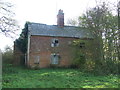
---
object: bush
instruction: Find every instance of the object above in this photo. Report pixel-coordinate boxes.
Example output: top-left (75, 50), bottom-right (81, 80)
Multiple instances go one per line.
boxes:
top-left (2, 46), bottom-right (13, 64)
top-left (2, 64), bottom-right (18, 74)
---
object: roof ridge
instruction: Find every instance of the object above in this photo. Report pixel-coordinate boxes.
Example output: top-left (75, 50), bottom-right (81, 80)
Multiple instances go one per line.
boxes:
top-left (29, 22), bottom-right (46, 25)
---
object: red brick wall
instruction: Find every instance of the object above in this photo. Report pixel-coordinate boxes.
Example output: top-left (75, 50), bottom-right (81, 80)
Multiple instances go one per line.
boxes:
top-left (28, 36), bottom-right (78, 68)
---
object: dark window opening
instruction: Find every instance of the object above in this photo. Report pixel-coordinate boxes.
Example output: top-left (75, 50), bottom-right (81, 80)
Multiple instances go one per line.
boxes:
top-left (80, 55), bottom-right (86, 64)
top-left (51, 39), bottom-right (59, 47)
top-left (79, 43), bottom-right (85, 48)
top-left (80, 55), bottom-right (85, 60)
top-left (55, 40), bottom-right (58, 43)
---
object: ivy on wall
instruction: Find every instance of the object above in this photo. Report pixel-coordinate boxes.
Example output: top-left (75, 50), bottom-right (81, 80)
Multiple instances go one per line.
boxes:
top-left (71, 39), bottom-right (96, 71)
top-left (14, 22), bottom-right (30, 54)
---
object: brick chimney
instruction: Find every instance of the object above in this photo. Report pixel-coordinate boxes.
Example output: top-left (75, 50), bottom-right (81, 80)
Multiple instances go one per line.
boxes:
top-left (57, 9), bottom-right (64, 27)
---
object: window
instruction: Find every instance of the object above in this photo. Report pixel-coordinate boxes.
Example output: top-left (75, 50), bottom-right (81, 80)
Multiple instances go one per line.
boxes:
top-left (51, 53), bottom-right (59, 64)
top-left (34, 56), bottom-right (40, 64)
top-left (79, 43), bottom-right (85, 48)
top-left (80, 55), bottom-right (85, 60)
top-left (51, 39), bottom-right (59, 47)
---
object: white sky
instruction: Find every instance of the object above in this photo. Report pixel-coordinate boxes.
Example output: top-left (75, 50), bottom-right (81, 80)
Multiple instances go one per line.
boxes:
top-left (0, 0), bottom-right (118, 51)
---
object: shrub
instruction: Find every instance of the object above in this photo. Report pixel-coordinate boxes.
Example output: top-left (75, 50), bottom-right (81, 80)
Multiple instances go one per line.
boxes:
top-left (2, 46), bottom-right (13, 64)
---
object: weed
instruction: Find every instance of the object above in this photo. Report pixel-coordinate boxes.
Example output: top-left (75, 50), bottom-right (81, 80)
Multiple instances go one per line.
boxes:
top-left (2, 65), bottom-right (119, 88)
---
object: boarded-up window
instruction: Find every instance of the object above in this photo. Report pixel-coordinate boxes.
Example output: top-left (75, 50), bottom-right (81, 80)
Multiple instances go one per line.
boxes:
top-left (51, 39), bottom-right (59, 47)
top-left (51, 54), bottom-right (59, 64)
top-left (34, 56), bottom-right (40, 64)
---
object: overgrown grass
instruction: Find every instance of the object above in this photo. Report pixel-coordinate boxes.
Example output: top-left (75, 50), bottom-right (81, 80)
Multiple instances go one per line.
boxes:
top-left (2, 64), bottom-right (119, 88)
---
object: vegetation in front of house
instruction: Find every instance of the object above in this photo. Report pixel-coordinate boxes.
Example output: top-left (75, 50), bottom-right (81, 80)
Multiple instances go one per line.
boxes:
top-left (2, 65), bottom-right (119, 88)
top-left (70, 2), bottom-right (119, 75)
top-left (2, 46), bottom-right (14, 64)
top-left (71, 38), bottom-right (119, 75)
top-left (71, 40), bottom-right (95, 70)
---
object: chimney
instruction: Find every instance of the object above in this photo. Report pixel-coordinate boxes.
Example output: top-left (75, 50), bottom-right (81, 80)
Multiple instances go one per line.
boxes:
top-left (57, 9), bottom-right (64, 27)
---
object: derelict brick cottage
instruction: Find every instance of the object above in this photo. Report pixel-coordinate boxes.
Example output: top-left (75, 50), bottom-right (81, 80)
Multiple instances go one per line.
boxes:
top-left (14, 10), bottom-right (94, 68)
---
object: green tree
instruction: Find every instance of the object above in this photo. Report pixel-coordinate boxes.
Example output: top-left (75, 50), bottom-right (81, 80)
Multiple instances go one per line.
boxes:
top-left (117, 1), bottom-right (120, 62)
top-left (15, 22), bottom-right (29, 54)
top-left (68, 2), bottom-right (119, 74)
top-left (2, 46), bottom-right (13, 64)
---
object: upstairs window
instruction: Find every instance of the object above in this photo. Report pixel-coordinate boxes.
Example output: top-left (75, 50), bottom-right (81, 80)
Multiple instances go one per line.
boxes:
top-left (51, 39), bottom-right (59, 47)
top-left (51, 53), bottom-right (60, 64)
top-left (79, 43), bottom-right (85, 48)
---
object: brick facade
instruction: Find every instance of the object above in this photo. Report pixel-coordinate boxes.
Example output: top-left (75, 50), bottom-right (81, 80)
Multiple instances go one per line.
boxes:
top-left (27, 35), bottom-right (78, 68)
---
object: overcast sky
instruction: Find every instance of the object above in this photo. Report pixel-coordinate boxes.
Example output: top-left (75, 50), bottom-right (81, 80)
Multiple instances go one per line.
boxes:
top-left (0, 0), bottom-right (118, 51)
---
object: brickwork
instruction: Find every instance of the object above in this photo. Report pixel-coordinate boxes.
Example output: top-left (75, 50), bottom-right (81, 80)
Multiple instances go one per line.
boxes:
top-left (28, 36), bottom-right (78, 68)
top-left (57, 9), bottom-right (64, 27)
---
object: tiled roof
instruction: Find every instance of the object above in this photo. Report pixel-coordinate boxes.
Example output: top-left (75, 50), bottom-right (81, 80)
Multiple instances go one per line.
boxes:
top-left (28, 22), bottom-right (93, 38)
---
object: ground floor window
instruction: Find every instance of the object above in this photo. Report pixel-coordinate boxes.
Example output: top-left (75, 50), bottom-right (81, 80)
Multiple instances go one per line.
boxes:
top-left (51, 53), bottom-right (60, 64)
top-left (34, 56), bottom-right (40, 64)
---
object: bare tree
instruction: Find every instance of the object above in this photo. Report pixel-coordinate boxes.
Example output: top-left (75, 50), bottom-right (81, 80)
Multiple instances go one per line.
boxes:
top-left (0, 0), bottom-right (19, 37)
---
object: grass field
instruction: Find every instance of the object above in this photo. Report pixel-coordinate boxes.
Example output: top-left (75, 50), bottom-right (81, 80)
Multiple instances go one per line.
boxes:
top-left (2, 65), bottom-right (119, 88)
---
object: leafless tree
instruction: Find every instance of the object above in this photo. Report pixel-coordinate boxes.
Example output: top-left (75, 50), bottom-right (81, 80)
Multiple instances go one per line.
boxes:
top-left (0, 0), bottom-right (19, 37)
